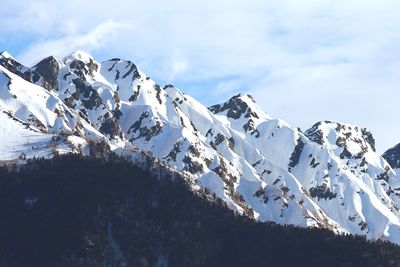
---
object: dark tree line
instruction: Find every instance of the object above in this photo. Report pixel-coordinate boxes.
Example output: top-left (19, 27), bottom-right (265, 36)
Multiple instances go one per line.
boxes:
top-left (0, 154), bottom-right (400, 267)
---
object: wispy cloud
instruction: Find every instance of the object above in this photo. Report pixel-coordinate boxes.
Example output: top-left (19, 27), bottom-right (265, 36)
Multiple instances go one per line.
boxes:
top-left (17, 20), bottom-right (130, 65)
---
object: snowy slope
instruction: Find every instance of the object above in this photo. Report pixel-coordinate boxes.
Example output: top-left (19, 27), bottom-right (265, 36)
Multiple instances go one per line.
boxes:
top-left (2, 50), bottom-right (400, 244)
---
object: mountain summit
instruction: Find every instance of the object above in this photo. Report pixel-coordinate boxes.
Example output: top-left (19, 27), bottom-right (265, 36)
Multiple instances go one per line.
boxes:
top-left (1, 51), bottom-right (400, 244)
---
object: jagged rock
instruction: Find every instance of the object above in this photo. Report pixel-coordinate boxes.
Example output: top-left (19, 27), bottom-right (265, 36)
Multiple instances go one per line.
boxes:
top-left (209, 93), bottom-right (258, 120)
top-left (383, 144), bottom-right (400, 170)
top-left (309, 185), bottom-right (337, 200)
top-left (288, 137), bottom-right (305, 169)
top-left (33, 56), bottom-right (60, 90)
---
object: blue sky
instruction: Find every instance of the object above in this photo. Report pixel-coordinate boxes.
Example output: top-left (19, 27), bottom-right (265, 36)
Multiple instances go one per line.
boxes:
top-left (1, 0), bottom-right (400, 152)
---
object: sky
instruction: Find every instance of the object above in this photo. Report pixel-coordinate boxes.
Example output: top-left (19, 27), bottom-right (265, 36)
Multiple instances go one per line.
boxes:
top-left (1, 0), bottom-right (399, 152)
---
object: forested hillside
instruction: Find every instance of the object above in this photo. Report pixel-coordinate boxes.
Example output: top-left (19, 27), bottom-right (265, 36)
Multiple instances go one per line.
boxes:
top-left (0, 155), bottom-right (399, 267)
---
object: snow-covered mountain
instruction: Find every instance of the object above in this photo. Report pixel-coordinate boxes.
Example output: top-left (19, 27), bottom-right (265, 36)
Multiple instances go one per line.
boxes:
top-left (2, 50), bottom-right (400, 244)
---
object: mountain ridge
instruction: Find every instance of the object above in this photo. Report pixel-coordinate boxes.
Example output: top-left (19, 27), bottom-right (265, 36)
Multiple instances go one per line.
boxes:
top-left (1, 50), bottom-right (400, 244)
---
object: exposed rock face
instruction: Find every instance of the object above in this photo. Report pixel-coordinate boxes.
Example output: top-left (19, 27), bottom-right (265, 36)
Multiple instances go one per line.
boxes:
top-left (2, 50), bottom-right (400, 245)
top-left (33, 56), bottom-right (60, 90)
top-left (288, 137), bottom-right (305, 170)
top-left (384, 144), bottom-right (400, 170)
top-left (209, 93), bottom-right (259, 120)
top-left (309, 184), bottom-right (337, 200)
top-left (0, 51), bottom-right (52, 90)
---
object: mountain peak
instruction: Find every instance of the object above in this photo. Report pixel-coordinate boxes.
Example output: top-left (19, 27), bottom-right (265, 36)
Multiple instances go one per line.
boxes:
top-left (0, 51), bottom-right (13, 60)
top-left (64, 50), bottom-right (95, 64)
top-left (62, 50), bottom-right (100, 79)
top-left (230, 93), bottom-right (255, 102)
top-left (208, 93), bottom-right (270, 121)
top-left (32, 56), bottom-right (61, 90)
top-left (305, 121), bottom-right (376, 158)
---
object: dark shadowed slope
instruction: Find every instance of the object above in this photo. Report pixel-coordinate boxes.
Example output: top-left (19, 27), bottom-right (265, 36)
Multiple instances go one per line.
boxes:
top-left (0, 155), bottom-right (400, 267)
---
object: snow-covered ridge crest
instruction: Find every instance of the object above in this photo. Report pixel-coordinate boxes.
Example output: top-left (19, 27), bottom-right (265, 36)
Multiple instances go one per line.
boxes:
top-left (64, 50), bottom-right (96, 63)
top-left (2, 50), bottom-right (400, 244)
top-left (0, 51), bottom-right (13, 60)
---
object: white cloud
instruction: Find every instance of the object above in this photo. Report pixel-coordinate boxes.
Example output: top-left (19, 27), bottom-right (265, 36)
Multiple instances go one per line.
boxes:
top-left (17, 20), bottom-right (130, 65)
